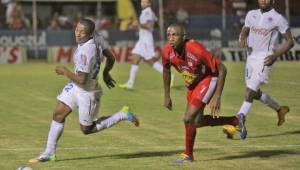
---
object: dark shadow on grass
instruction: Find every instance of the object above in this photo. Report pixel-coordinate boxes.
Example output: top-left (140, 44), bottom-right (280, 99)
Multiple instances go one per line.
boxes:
top-left (249, 130), bottom-right (300, 139)
top-left (57, 149), bottom-right (201, 162)
top-left (203, 150), bottom-right (300, 161)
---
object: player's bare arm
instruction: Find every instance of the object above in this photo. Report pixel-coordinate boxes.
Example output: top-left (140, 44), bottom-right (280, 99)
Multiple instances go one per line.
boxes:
top-left (137, 20), bottom-right (154, 30)
top-left (102, 48), bottom-right (116, 88)
top-left (55, 65), bottom-right (87, 85)
top-left (209, 62), bottom-right (227, 118)
top-left (163, 66), bottom-right (172, 110)
top-left (264, 31), bottom-right (294, 66)
top-left (239, 26), bottom-right (250, 48)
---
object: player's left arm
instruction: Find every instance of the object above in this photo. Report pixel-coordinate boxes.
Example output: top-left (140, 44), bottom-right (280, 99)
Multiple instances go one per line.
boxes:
top-left (136, 20), bottom-right (154, 30)
top-left (209, 62), bottom-right (227, 118)
top-left (102, 48), bottom-right (116, 88)
top-left (195, 43), bottom-right (227, 118)
top-left (55, 66), bottom-right (88, 85)
top-left (265, 15), bottom-right (294, 66)
top-left (264, 30), bottom-right (294, 66)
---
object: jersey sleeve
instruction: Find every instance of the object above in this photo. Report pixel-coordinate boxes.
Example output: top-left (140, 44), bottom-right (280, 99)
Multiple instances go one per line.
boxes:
top-left (141, 8), bottom-right (155, 24)
top-left (277, 15), bottom-right (290, 34)
top-left (244, 11), bottom-right (251, 28)
top-left (76, 47), bottom-right (95, 73)
top-left (193, 42), bottom-right (220, 75)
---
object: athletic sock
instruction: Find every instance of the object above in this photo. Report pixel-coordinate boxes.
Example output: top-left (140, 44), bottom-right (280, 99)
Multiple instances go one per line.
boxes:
top-left (198, 115), bottom-right (239, 127)
top-left (127, 64), bottom-right (139, 88)
top-left (260, 92), bottom-right (281, 111)
top-left (45, 120), bottom-right (64, 155)
top-left (184, 123), bottom-right (197, 160)
top-left (96, 111), bottom-right (127, 131)
top-left (152, 61), bottom-right (163, 73)
top-left (238, 101), bottom-right (252, 116)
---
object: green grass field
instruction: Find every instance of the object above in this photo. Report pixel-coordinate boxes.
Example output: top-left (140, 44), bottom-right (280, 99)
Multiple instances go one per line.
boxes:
top-left (0, 62), bottom-right (300, 170)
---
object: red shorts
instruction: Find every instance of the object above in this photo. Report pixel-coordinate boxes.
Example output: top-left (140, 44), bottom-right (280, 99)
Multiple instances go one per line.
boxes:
top-left (186, 76), bottom-right (217, 109)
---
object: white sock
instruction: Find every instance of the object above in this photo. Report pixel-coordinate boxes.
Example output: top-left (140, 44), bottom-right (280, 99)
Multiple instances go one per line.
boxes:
top-left (127, 65), bottom-right (139, 88)
top-left (45, 120), bottom-right (64, 155)
top-left (237, 101), bottom-right (252, 116)
top-left (152, 61), bottom-right (163, 73)
top-left (96, 111), bottom-right (127, 131)
top-left (260, 92), bottom-right (280, 111)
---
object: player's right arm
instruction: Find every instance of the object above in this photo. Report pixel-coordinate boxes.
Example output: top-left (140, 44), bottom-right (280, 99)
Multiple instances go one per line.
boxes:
top-left (239, 11), bottom-right (251, 48)
top-left (55, 66), bottom-right (87, 85)
top-left (239, 26), bottom-right (250, 48)
top-left (162, 47), bottom-right (172, 110)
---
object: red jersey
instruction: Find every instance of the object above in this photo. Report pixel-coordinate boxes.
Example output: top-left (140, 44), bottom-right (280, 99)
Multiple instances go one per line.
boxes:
top-left (162, 39), bottom-right (220, 88)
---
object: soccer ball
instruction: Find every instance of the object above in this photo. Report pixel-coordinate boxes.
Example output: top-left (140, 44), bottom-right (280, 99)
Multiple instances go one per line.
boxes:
top-left (16, 166), bottom-right (33, 170)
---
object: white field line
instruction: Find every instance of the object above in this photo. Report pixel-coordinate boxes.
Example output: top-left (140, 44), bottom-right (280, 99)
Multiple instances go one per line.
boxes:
top-left (1, 144), bottom-right (300, 151)
top-left (229, 77), bottom-right (300, 86)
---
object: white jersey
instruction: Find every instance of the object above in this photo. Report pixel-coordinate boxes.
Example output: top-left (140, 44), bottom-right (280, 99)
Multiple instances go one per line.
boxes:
top-left (245, 9), bottom-right (289, 53)
top-left (138, 7), bottom-right (157, 42)
top-left (73, 38), bottom-right (105, 92)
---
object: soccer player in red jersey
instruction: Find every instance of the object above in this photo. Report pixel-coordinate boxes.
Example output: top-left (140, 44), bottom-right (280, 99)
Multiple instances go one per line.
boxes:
top-left (162, 24), bottom-right (239, 163)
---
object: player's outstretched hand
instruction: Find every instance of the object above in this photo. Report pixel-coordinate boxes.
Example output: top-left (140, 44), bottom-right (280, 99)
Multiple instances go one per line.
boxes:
top-left (103, 72), bottom-right (116, 88)
top-left (164, 96), bottom-right (173, 111)
top-left (209, 95), bottom-right (221, 118)
top-left (264, 54), bottom-right (277, 66)
top-left (55, 65), bottom-right (68, 75)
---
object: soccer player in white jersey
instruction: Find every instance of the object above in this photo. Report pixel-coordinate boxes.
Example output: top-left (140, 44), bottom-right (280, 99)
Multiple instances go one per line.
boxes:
top-left (29, 19), bottom-right (139, 163)
top-left (223, 0), bottom-right (294, 140)
top-left (119, 0), bottom-right (174, 89)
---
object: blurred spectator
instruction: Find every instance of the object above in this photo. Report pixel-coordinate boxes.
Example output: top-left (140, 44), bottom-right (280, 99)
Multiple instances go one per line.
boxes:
top-left (1, 0), bottom-right (16, 24)
top-left (176, 8), bottom-right (189, 27)
top-left (7, 3), bottom-right (29, 30)
top-left (0, 2), bottom-right (6, 28)
top-left (47, 18), bottom-right (61, 30)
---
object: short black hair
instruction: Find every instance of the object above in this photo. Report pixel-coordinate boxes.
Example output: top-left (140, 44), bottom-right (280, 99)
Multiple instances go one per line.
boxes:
top-left (167, 23), bottom-right (186, 36)
top-left (79, 18), bottom-right (95, 36)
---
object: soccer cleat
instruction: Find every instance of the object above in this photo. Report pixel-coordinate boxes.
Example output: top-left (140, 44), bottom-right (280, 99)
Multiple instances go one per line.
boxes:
top-left (277, 106), bottom-right (289, 126)
top-left (118, 83), bottom-right (133, 90)
top-left (238, 113), bottom-right (247, 140)
top-left (170, 74), bottom-right (175, 88)
top-left (223, 125), bottom-right (237, 139)
top-left (174, 153), bottom-right (193, 164)
top-left (120, 106), bottom-right (139, 127)
top-left (127, 112), bottom-right (139, 127)
top-left (29, 152), bottom-right (56, 163)
top-left (120, 105), bottom-right (130, 113)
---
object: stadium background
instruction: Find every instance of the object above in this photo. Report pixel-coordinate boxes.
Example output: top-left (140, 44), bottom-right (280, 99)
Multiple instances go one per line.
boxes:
top-left (0, 0), bottom-right (299, 64)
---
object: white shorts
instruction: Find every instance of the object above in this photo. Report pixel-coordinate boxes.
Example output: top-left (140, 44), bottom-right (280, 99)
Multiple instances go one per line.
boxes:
top-left (245, 52), bottom-right (272, 91)
top-left (57, 83), bottom-right (103, 126)
top-left (131, 39), bottom-right (155, 60)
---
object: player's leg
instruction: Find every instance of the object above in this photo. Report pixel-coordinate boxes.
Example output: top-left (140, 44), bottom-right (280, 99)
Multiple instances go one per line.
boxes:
top-left (174, 104), bottom-right (199, 164)
top-left (196, 114), bottom-right (239, 128)
top-left (29, 101), bottom-right (72, 163)
top-left (255, 89), bottom-right (289, 126)
top-left (29, 83), bottom-right (76, 163)
top-left (175, 77), bottom-right (217, 163)
top-left (78, 92), bottom-right (139, 135)
top-left (119, 54), bottom-right (142, 89)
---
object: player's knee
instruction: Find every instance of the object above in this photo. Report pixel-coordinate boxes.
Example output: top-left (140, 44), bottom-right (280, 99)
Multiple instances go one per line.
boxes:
top-left (253, 89), bottom-right (262, 100)
top-left (245, 89), bottom-right (256, 102)
top-left (183, 114), bottom-right (194, 124)
top-left (53, 112), bottom-right (66, 123)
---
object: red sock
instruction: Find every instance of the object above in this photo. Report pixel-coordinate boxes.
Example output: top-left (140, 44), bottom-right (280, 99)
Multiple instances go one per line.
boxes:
top-left (184, 123), bottom-right (197, 160)
top-left (199, 115), bottom-right (239, 127)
